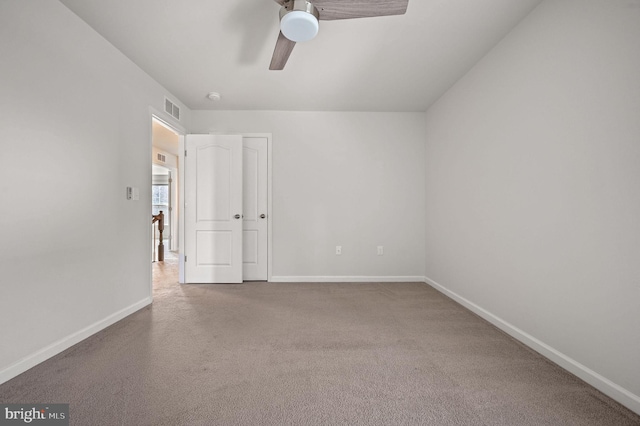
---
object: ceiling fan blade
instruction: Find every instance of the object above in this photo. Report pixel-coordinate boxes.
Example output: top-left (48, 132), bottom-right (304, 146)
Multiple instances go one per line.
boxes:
top-left (313, 0), bottom-right (409, 21)
top-left (269, 31), bottom-right (296, 70)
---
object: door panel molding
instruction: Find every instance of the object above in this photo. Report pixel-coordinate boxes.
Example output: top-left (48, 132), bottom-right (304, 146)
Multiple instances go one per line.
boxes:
top-left (184, 134), bottom-right (243, 283)
top-left (179, 133), bottom-right (272, 283)
top-left (242, 135), bottom-right (270, 281)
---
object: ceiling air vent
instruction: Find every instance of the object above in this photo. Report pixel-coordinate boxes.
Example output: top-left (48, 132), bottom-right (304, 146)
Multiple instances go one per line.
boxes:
top-left (164, 97), bottom-right (180, 121)
top-left (157, 153), bottom-right (166, 163)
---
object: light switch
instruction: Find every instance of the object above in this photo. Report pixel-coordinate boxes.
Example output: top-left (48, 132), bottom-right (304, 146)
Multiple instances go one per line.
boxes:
top-left (126, 186), bottom-right (140, 201)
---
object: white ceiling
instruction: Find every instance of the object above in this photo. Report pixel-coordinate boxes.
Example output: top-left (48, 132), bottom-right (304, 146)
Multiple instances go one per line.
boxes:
top-left (59, 0), bottom-right (542, 112)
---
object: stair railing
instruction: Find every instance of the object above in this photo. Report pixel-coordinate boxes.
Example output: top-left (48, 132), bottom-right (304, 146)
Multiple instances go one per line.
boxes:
top-left (152, 211), bottom-right (165, 261)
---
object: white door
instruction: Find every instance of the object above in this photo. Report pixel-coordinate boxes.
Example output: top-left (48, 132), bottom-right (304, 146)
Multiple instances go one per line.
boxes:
top-left (242, 137), bottom-right (268, 280)
top-left (185, 135), bottom-right (243, 283)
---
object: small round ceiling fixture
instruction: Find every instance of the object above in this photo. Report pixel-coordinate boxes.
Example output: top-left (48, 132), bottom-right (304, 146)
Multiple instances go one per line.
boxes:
top-left (280, 1), bottom-right (319, 42)
top-left (207, 92), bottom-right (221, 101)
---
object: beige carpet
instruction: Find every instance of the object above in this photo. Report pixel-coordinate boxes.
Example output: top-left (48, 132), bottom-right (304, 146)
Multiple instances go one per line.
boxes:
top-left (1, 256), bottom-right (638, 425)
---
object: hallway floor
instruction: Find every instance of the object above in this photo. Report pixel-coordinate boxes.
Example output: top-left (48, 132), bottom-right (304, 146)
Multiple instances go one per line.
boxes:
top-left (153, 249), bottom-right (179, 297)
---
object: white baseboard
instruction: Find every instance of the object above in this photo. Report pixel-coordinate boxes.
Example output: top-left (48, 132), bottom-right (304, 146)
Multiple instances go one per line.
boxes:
top-left (270, 276), bottom-right (426, 283)
top-left (423, 276), bottom-right (640, 415)
top-left (0, 297), bottom-right (152, 385)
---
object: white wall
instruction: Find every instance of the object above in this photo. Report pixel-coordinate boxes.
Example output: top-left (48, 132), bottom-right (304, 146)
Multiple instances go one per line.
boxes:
top-left (0, 1), bottom-right (188, 382)
top-left (424, 0), bottom-right (640, 412)
top-left (191, 111), bottom-right (426, 280)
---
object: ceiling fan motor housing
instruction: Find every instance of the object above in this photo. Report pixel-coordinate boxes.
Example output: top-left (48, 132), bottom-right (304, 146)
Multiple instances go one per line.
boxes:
top-left (280, 0), bottom-right (320, 42)
top-left (270, 0), bottom-right (409, 70)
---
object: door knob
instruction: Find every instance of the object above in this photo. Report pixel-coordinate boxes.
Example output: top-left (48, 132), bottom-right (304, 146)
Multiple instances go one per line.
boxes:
top-left (234, 214), bottom-right (241, 219)
top-left (260, 214), bottom-right (266, 219)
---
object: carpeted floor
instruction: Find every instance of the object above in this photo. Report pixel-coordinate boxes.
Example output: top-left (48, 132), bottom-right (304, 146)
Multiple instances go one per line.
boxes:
top-left (1, 255), bottom-right (638, 425)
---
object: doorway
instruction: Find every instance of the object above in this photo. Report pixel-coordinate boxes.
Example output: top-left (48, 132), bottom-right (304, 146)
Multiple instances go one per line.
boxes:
top-left (151, 116), bottom-right (183, 293)
top-left (152, 165), bottom-right (172, 257)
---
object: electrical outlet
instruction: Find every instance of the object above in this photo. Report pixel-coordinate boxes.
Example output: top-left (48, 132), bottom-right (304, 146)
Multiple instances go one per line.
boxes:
top-left (336, 246), bottom-right (342, 255)
top-left (377, 246), bottom-right (384, 255)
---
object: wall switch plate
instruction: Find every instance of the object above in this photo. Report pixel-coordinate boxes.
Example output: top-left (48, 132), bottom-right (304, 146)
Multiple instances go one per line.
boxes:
top-left (336, 246), bottom-right (342, 255)
top-left (126, 186), bottom-right (140, 201)
top-left (377, 246), bottom-right (384, 255)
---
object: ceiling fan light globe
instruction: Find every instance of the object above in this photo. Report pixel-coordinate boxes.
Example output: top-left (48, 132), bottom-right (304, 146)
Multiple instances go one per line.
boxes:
top-left (280, 11), bottom-right (319, 42)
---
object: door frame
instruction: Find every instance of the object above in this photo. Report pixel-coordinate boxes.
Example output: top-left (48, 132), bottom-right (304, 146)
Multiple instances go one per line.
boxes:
top-left (178, 133), bottom-right (272, 283)
top-left (149, 109), bottom-right (186, 297)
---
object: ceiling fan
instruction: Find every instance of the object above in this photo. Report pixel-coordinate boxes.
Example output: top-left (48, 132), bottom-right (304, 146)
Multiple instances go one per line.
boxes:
top-left (269, 0), bottom-right (409, 70)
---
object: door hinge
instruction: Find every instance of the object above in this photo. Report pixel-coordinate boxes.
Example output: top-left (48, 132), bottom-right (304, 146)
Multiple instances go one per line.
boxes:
top-left (184, 255), bottom-right (187, 262)
top-left (184, 150), bottom-right (187, 157)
